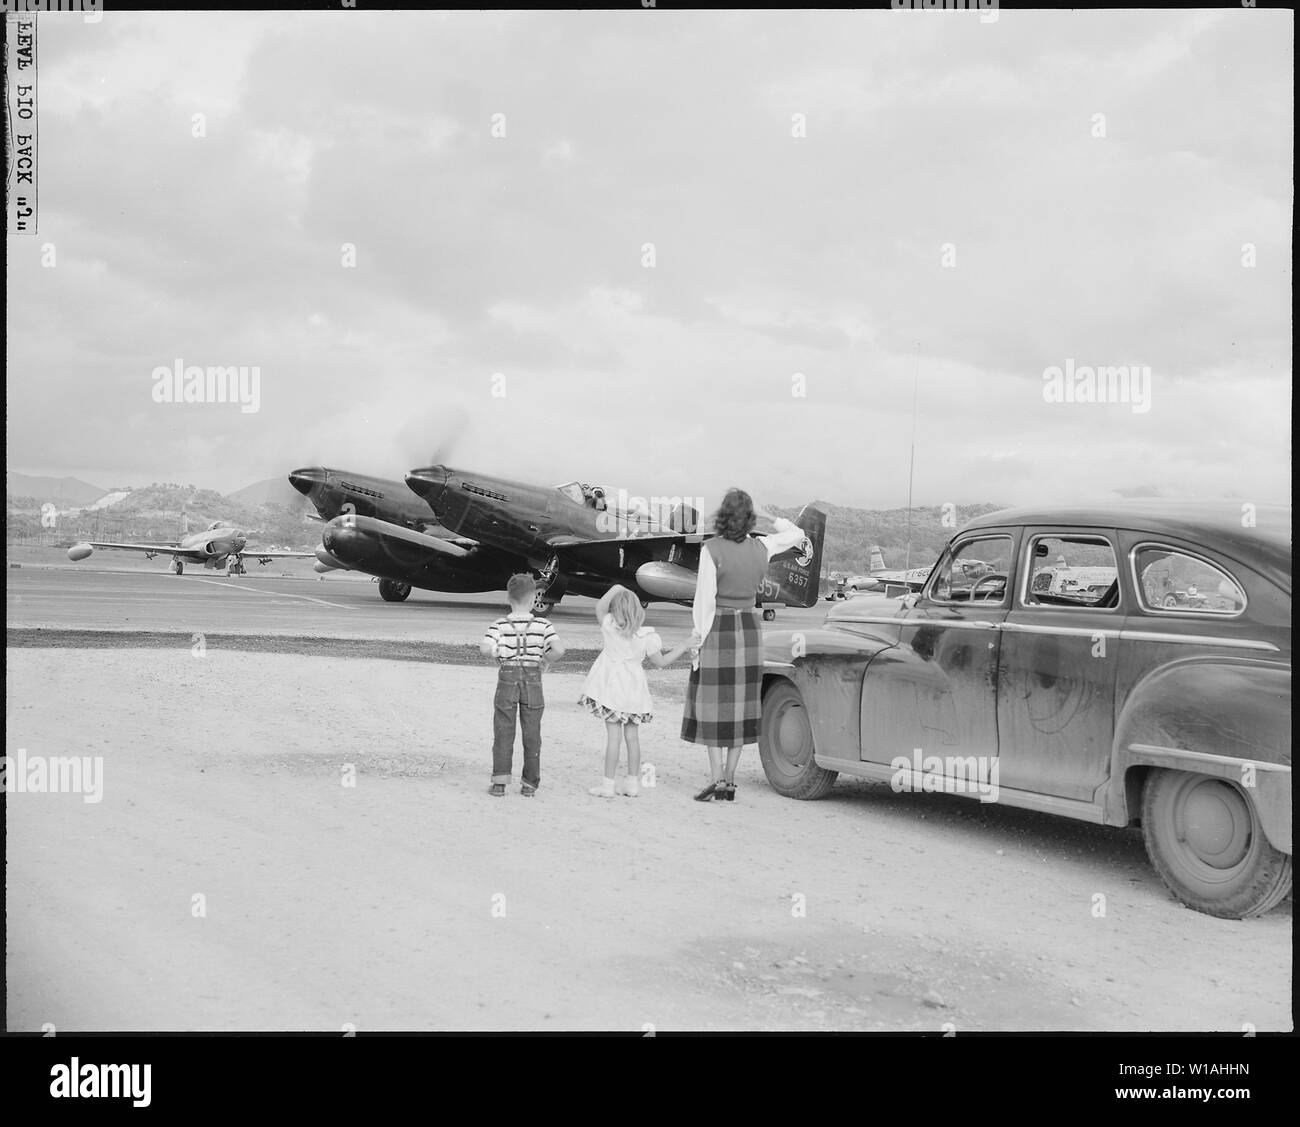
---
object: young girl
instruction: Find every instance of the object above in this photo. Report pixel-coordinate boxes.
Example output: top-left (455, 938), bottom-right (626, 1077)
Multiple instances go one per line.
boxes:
top-left (580, 585), bottom-right (698, 798)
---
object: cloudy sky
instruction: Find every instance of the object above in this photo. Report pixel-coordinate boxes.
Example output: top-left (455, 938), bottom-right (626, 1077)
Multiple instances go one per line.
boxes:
top-left (6, 7), bottom-right (1292, 511)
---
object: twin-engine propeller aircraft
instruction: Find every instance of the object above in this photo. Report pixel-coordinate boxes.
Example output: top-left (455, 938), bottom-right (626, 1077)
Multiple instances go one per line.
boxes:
top-left (847, 546), bottom-right (933, 595)
top-left (66, 515), bottom-right (314, 575)
top-left (403, 464), bottom-right (826, 618)
top-left (288, 466), bottom-right (523, 601)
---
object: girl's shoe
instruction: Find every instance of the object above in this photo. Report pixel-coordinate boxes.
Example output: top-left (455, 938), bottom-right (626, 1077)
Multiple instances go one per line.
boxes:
top-left (488, 783), bottom-right (506, 797)
top-left (617, 776), bottom-right (640, 797)
top-left (693, 780), bottom-right (724, 802)
top-left (721, 782), bottom-right (736, 802)
top-left (589, 778), bottom-right (616, 798)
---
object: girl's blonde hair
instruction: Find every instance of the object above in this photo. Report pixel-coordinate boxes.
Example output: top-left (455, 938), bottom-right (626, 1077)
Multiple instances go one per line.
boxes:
top-left (608, 586), bottom-right (645, 636)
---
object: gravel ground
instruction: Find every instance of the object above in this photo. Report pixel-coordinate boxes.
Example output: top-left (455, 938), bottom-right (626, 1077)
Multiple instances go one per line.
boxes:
top-left (5, 645), bottom-right (1291, 1032)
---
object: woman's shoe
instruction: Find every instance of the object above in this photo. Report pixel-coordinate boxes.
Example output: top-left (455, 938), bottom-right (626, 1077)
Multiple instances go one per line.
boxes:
top-left (721, 782), bottom-right (736, 802)
top-left (693, 780), bottom-right (723, 802)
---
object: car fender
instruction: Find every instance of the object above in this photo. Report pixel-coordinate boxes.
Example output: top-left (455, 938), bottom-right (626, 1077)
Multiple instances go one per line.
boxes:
top-left (1106, 656), bottom-right (1291, 852)
top-left (763, 627), bottom-right (894, 765)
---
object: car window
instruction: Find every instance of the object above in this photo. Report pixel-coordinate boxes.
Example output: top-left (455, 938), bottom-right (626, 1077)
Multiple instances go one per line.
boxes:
top-left (929, 536), bottom-right (1013, 605)
top-left (1133, 545), bottom-right (1246, 615)
top-left (1023, 535), bottom-right (1119, 609)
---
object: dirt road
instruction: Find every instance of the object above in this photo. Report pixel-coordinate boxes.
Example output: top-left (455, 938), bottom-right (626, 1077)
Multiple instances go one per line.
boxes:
top-left (5, 647), bottom-right (1290, 1031)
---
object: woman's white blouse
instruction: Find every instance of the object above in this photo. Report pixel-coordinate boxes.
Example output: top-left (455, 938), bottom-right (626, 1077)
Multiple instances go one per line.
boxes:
top-left (692, 518), bottom-right (807, 642)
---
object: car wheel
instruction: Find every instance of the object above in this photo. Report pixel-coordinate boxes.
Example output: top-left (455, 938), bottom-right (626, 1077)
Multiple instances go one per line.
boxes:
top-left (1162, 594), bottom-right (1179, 608)
top-left (762, 608), bottom-right (776, 621)
top-left (1142, 768), bottom-right (1292, 918)
top-left (377, 579), bottom-right (412, 602)
top-left (759, 681), bottom-right (837, 800)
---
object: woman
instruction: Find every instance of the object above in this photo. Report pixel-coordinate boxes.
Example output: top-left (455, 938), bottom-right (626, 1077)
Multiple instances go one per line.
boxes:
top-left (682, 488), bottom-right (808, 801)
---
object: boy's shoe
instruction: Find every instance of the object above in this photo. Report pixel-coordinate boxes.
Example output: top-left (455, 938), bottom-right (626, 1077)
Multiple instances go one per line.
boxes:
top-left (521, 783), bottom-right (537, 797)
top-left (588, 778), bottom-right (616, 798)
top-left (488, 783), bottom-right (506, 797)
top-left (616, 776), bottom-right (640, 797)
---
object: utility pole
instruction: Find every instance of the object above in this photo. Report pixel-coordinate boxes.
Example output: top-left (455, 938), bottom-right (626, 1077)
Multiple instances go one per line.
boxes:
top-left (905, 343), bottom-right (919, 571)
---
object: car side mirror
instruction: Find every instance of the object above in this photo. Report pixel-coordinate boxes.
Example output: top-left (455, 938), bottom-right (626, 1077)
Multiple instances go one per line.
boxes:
top-left (902, 592), bottom-right (920, 609)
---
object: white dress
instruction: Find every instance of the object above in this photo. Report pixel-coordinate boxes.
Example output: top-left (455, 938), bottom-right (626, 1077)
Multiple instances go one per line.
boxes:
top-left (578, 616), bottom-right (663, 724)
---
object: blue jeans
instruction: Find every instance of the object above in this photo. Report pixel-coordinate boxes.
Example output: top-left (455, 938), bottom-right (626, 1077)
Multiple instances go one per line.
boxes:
top-left (492, 664), bottom-right (544, 787)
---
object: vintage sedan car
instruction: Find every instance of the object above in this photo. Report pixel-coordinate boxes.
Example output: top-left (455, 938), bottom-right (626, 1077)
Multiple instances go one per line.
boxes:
top-left (758, 502), bottom-right (1291, 918)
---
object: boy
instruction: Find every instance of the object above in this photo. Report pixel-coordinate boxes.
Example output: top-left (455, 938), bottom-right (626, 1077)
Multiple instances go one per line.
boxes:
top-left (480, 574), bottom-right (565, 796)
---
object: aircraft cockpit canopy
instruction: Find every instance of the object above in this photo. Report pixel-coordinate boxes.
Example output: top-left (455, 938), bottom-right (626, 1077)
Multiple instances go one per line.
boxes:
top-left (556, 481), bottom-right (608, 511)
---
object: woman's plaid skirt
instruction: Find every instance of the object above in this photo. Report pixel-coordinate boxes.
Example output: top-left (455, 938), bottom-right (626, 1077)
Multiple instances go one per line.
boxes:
top-left (680, 607), bottom-right (763, 747)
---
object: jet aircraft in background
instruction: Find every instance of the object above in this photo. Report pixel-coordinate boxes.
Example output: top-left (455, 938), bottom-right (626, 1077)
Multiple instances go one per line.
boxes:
top-left (66, 516), bottom-right (314, 575)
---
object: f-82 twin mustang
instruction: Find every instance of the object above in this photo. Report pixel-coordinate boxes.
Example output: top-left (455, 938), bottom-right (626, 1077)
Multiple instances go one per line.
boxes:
top-left (403, 464), bottom-right (826, 618)
top-left (291, 464), bottom-right (825, 617)
top-left (67, 519), bottom-right (314, 575)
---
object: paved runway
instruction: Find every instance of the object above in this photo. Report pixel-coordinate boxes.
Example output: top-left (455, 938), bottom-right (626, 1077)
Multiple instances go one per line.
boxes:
top-left (6, 559), bottom-right (830, 646)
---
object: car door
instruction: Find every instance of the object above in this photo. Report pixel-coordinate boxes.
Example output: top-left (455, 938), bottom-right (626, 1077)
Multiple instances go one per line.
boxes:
top-left (859, 531), bottom-right (1016, 777)
top-left (995, 528), bottom-right (1122, 800)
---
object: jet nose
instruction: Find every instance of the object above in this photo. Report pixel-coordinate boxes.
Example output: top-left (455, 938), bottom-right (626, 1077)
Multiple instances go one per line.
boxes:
top-left (289, 467), bottom-right (329, 496)
top-left (405, 465), bottom-right (450, 505)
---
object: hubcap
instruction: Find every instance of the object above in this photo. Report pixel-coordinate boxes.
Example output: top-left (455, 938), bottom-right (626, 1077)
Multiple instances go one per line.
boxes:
top-left (775, 702), bottom-right (812, 769)
top-left (1177, 778), bottom-right (1252, 871)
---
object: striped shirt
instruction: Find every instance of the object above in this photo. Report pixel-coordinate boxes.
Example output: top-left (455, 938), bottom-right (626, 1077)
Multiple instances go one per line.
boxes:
top-left (485, 614), bottom-right (557, 665)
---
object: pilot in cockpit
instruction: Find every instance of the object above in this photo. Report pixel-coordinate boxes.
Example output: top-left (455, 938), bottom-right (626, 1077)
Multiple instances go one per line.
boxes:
top-left (580, 484), bottom-right (608, 512)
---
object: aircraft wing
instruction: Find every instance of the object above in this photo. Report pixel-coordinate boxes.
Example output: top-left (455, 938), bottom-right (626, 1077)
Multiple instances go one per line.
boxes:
top-left (240, 549), bottom-right (317, 561)
top-left (334, 514), bottom-right (472, 558)
top-left (548, 531), bottom-right (707, 551)
top-left (66, 541), bottom-right (184, 560)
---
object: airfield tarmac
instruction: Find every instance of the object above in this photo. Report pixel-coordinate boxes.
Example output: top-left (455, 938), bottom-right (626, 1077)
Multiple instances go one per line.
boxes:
top-left (5, 551), bottom-right (1292, 1032)
top-left (5, 555), bottom-right (729, 647)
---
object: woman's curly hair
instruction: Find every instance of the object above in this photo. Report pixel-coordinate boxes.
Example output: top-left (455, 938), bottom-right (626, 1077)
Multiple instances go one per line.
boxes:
top-left (713, 488), bottom-right (757, 542)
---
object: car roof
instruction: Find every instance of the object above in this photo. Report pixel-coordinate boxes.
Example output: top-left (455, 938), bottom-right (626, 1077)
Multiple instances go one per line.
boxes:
top-left (961, 501), bottom-right (1292, 590)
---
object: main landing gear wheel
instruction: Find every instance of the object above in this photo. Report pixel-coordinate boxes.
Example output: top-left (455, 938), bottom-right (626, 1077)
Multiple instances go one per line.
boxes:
top-left (172, 560), bottom-right (184, 575)
top-left (758, 681), bottom-right (837, 800)
top-left (762, 608), bottom-right (776, 621)
top-left (1141, 768), bottom-right (1292, 918)
top-left (533, 597), bottom-right (555, 615)
top-left (378, 579), bottom-right (412, 602)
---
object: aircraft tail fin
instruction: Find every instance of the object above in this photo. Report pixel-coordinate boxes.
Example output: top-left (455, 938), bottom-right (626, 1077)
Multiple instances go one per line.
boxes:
top-left (766, 505), bottom-right (826, 609)
top-left (869, 545), bottom-right (886, 572)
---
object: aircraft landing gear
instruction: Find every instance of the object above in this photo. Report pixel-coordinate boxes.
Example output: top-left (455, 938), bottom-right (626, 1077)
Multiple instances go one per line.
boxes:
top-left (172, 560), bottom-right (184, 575)
top-left (226, 557), bottom-right (245, 577)
top-left (378, 579), bottom-right (412, 602)
top-left (532, 555), bottom-right (562, 616)
top-left (535, 554), bottom-right (560, 589)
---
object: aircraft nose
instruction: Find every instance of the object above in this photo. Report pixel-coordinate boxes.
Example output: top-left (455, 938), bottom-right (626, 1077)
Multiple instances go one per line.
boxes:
top-left (405, 465), bottom-right (449, 505)
top-left (289, 467), bottom-right (328, 496)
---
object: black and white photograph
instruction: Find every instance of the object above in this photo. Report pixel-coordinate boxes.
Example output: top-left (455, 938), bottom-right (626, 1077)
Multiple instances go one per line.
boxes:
top-left (4, 0), bottom-right (1292, 1063)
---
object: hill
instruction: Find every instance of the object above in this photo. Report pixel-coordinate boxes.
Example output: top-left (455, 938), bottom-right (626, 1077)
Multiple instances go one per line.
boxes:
top-left (6, 472), bottom-right (107, 507)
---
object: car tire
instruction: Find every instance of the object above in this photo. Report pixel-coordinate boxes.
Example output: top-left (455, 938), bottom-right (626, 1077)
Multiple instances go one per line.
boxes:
top-left (1141, 768), bottom-right (1292, 918)
top-left (1162, 594), bottom-right (1179, 608)
top-left (759, 680), bottom-right (837, 800)
top-left (377, 579), bottom-right (412, 602)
